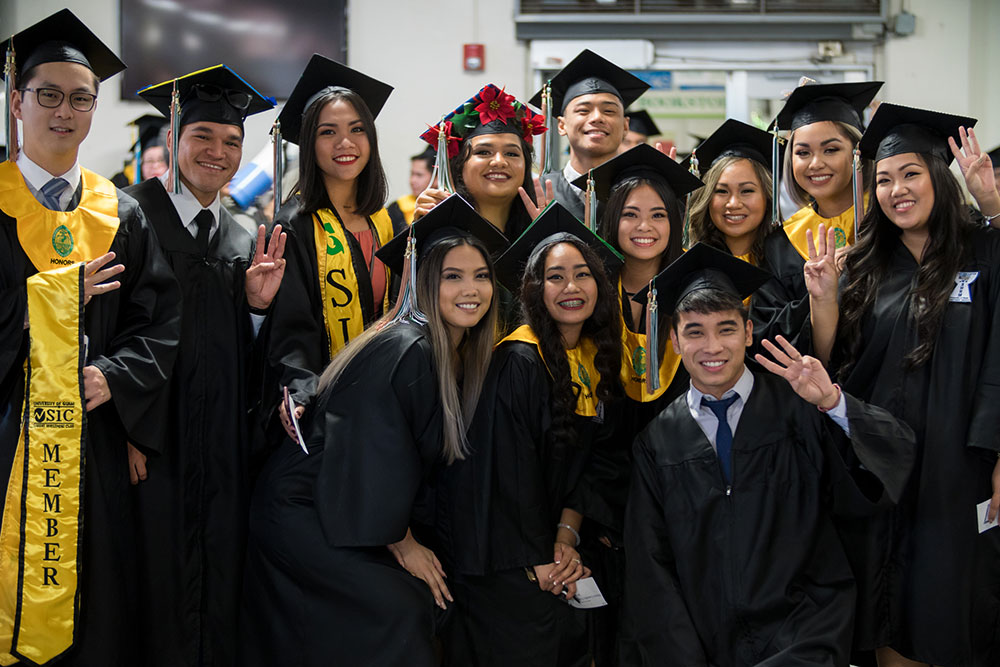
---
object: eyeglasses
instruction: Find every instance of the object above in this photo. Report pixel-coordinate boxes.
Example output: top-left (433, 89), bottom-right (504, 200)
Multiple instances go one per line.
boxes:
top-left (191, 84), bottom-right (251, 111)
top-left (19, 87), bottom-right (97, 112)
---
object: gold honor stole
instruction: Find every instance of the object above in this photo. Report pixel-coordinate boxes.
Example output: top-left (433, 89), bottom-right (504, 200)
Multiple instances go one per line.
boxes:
top-left (618, 290), bottom-right (683, 403)
top-left (781, 195), bottom-right (869, 262)
top-left (0, 264), bottom-right (86, 666)
top-left (501, 325), bottom-right (601, 417)
top-left (0, 161), bottom-right (120, 272)
top-left (313, 208), bottom-right (394, 359)
top-left (397, 195), bottom-right (417, 225)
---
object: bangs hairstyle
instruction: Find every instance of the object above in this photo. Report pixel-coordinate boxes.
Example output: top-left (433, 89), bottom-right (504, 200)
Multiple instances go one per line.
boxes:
top-left (672, 286), bottom-right (749, 331)
top-left (19, 63), bottom-right (100, 93)
top-left (687, 156), bottom-right (773, 266)
top-left (293, 87), bottom-right (388, 217)
top-left (599, 175), bottom-right (685, 275)
top-left (451, 132), bottom-right (537, 240)
top-left (838, 152), bottom-right (975, 374)
top-left (783, 121), bottom-right (872, 211)
top-left (317, 234), bottom-right (498, 463)
top-left (519, 234), bottom-right (623, 450)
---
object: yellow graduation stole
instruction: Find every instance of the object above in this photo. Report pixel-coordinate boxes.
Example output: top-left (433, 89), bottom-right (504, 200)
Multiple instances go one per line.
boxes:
top-left (782, 196), bottom-right (868, 261)
top-left (618, 285), bottom-right (683, 403)
top-left (0, 264), bottom-right (86, 666)
top-left (396, 195), bottom-right (417, 225)
top-left (500, 325), bottom-right (601, 417)
top-left (0, 161), bottom-right (120, 272)
top-left (313, 208), bottom-right (394, 359)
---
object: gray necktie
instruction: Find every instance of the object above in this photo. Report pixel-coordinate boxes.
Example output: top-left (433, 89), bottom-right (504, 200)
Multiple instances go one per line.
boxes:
top-left (40, 177), bottom-right (69, 211)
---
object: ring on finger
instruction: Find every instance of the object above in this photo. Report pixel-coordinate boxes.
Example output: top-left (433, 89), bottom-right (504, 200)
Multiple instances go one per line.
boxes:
top-left (572, 558), bottom-right (581, 564)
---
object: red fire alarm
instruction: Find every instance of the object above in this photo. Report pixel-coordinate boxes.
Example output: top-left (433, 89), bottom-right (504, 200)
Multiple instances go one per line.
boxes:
top-left (464, 44), bottom-right (485, 72)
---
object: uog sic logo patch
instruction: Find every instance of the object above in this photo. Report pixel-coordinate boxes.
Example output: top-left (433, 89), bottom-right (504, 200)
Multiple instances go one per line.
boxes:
top-left (31, 401), bottom-right (76, 428)
top-left (632, 346), bottom-right (646, 376)
top-left (51, 225), bottom-right (74, 257)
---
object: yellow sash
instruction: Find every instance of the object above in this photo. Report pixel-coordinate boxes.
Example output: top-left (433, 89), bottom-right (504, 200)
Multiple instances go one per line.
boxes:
top-left (500, 325), bottom-right (601, 417)
top-left (782, 196), bottom-right (869, 262)
top-left (0, 161), bottom-right (120, 272)
top-left (618, 283), bottom-right (683, 403)
top-left (0, 265), bottom-right (85, 666)
top-left (314, 208), bottom-right (394, 359)
top-left (396, 195), bottom-right (417, 225)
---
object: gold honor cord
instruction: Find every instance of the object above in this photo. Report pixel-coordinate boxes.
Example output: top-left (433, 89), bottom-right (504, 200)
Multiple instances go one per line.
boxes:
top-left (0, 264), bottom-right (85, 666)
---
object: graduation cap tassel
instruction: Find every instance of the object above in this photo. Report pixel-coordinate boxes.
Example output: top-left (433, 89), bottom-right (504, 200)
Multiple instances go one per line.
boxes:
top-left (681, 148), bottom-right (698, 249)
top-left (132, 126), bottom-right (141, 186)
top-left (170, 80), bottom-right (182, 195)
top-left (851, 147), bottom-right (863, 242)
top-left (770, 120), bottom-right (781, 227)
top-left (585, 170), bottom-right (597, 232)
top-left (272, 119), bottom-right (283, 210)
top-left (645, 281), bottom-right (660, 394)
top-left (382, 232), bottom-right (427, 329)
top-left (541, 82), bottom-right (557, 175)
top-left (433, 118), bottom-right (456, 195)
top-left (5, 40), bottom-right (19, 162)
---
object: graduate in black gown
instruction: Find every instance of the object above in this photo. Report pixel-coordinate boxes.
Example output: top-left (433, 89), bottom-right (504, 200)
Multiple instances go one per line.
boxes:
top-left (622, 244), bottom-right (915, 667)
top-left (567, 144), bottom-right (703, 665)
top-left (529, 49), bottom-right (649, 221)
top-left (263, 54), bottom-right (395, 441)
top-left (124, 65), bottom-right (286, 667)
top-left (240, 194), bottom-right (506, 666)
top-left (0, 11), bottom-right (181, 665)
top-left (809, 104), bottom-right (1000, 667)
top-left (438, 203), bottom-right (624, 667)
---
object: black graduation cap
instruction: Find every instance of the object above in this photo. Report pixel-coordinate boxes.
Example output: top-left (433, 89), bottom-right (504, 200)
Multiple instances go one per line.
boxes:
top-left (129, 114), bottom-right (167, 151)
top-left (988, 145), bottom-right (1000, 167)
top-left (680, 119), bottom-right (777, 173)
top-left (277, 54), bottom-right (393, 146)
top-left (494, 201), bottom-right (624, 292)
top-left (3, 8), bottom-right (125, 82)
top-left (571, 143), bottom-right (704, 202)
top-left (137, 65), bottom-right (274, 129)
top-left (375, 193), bottom-right (508, 275)
top-left (626, 109), bottom-right (660, 137)
top-left (774, 81), bottom-right (883, 132)
top-left (529, 49), bottom-right (649, 114)
top-left (857, 103), bottom-right (976, 166)
top-left (631, 243), bottom-right (771, 311)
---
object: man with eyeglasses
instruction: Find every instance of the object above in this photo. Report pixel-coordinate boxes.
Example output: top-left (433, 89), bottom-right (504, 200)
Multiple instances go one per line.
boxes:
top-left (0, 9), bottom-right (181, 666)
top-left (122, 65), bottom-right (286, 667)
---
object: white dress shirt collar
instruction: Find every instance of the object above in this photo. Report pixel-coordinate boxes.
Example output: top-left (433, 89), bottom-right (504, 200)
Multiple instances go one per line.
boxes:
top-left (16, 151), bottom-right (81, 210)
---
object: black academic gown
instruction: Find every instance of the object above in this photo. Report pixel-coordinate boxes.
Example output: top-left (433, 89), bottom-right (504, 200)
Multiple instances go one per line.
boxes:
top-left (0, 186), bottom-right (181, 666)
top-left (124, 178), bottom-right (257, 667)
top-left (833, 228), bottom-right (1000, 666)
top-left (240, 323), bottom-right (443, 667)
top-left (437, 340), bottom-right (595, 667)
top-left (749, 227), bottom-right (813, 355)
top-left (622, 372), bottom-right (915, 667)
top-left (542, 170), bottom-right (586, 221)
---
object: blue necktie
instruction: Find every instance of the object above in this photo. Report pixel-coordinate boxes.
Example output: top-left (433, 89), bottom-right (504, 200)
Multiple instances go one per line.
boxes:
top-left (702, 394), bottom-right (740, 484)
top-left (40, 177), bottom-right (69, 211)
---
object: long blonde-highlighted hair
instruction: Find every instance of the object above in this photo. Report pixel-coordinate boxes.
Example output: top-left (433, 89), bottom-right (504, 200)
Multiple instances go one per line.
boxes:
top-left (687, 155), bottom-right (773, 266)
top-left (317, 234), bottom-right (498, 463)
top-left (782, 120), bottom-right (871, 211)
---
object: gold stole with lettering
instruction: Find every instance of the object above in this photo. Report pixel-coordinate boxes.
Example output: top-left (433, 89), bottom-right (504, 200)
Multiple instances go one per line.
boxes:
top-left (500, 325), bottom-right (601, 417)
top-left (313, 208), bottom-right (393, 359)
top-left (0, 264), bottom-right (86, 666)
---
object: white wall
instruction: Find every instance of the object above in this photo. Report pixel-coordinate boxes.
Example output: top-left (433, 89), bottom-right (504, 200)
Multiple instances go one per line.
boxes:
top-left (6, 0), bottom-right (998, 195)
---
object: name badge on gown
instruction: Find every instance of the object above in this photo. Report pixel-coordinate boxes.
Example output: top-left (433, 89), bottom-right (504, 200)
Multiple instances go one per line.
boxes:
top-left (949, 271), bottom-right (978, 303)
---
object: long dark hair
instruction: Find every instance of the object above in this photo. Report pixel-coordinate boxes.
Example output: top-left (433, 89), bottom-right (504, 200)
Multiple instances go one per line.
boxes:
top-left (838, 152), bottom-right (975, 373)
top-left (599, 175), bottom-right (685, 274)
top-left (293, 87), bottom-right (388, 217)
top-left (451, 132), bottom-right (537, 239)
top-left (519, 234), bottom-right (623, 448)
top-left (687, 156), bottom-right (773, 266)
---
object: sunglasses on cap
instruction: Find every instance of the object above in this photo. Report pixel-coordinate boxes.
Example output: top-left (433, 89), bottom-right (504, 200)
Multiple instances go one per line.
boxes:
top-left (190, 84), bottom-right (251, 111)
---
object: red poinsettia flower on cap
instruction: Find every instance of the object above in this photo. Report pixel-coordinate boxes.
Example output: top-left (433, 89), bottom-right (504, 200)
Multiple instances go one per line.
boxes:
top-left (474, 85), bottom-right (517, 125)
top-left (419, 120), bottom-right (461, 159)
top-left (521, 109), bottom-right (548, 143)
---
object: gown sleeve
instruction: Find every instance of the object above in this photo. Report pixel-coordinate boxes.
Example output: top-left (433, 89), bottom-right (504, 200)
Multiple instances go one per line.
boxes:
top-left (88, 197), bottom-right (181, 454)
top-left (621, 432), bottom-right (710, 667)
top-left (965, 231), bottom-right (1000, 455)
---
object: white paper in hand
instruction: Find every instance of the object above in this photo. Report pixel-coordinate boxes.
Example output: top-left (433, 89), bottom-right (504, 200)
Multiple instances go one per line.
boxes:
top-left (567, 577), bottom-right (608, 609)
top-left (977, 499), bottom-right (999, 534)
top-left (284, 386), bottom-right (308, 455)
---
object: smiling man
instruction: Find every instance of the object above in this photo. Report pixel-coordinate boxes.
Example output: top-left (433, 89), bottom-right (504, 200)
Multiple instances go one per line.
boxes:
top-left (0, 10), bottom-right (182, 666)
top-left (530, 50), bottom-right (649, 220)
top-left (120, 66), bottom-right (285, 667)
top-left (621, 244), bottom-right (916, 667)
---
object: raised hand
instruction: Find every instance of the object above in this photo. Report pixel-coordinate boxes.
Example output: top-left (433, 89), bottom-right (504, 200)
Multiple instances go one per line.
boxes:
top-left (518, 175), bottom-right (555, 221)
top-left (654, 141), bottom-right (678, 161)
top-left (949, 126), bottom-right (1000, 219)
top-left (755, 335), bottom-right (841, 410)
top-left (412, 187), bottom-right (449, 222)
top-left (804, 223), bottom-right (839, 303)
top-left (245, 223), bottom-right (287, 310)
top-left (83, 251), bottom-right (125, 305)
